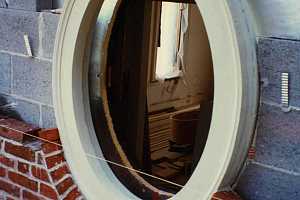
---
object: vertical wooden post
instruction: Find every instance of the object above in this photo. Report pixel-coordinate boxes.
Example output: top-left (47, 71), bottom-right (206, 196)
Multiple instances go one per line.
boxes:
top-left (107, 0), bottom-right (153, 169)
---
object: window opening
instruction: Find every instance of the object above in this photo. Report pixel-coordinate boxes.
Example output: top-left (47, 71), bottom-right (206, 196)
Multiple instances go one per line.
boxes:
top-left (155, 2), bottom-right (188, 80)
top-left (92, 0), bottom-right (214, 198)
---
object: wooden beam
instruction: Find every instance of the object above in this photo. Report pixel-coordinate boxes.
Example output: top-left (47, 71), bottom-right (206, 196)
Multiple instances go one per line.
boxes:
top-left (152, 0), bottom-right (196, 4)
top-left (107, 0), bottom-right (152, 170)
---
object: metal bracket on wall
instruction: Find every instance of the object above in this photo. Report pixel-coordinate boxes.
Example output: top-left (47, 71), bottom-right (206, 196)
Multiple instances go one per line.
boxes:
top-left (24, 34), bottom-right (33, 58)
top-left (281, 72), bottom-right (289, 109)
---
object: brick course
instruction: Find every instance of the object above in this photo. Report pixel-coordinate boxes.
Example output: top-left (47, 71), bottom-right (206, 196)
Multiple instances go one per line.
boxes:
top-left (22, 190), bottom-right (43, 200)
top-left (0, 179), bottom-right (20, 197)
top-left (5, 142), bottom-right (36, 162)
top-left (0, 118), bottom-right (40, 143)
top-left (212, 191), bottom-right (242, 200)
top-left (0, 116), bottom-right (84, 199)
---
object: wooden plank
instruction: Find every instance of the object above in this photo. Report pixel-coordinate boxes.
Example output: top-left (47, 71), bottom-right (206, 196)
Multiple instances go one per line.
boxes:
top-left (150, 136), bottom-right (171, 146)
top-left (149, 114), bottom-right (171, 122)
top-left (149, 122), bottom-right (171, 131)
top-left (192, 101), bottom-right (213, 171)
top-left (151, 140), bottom-right (170, 150)
top-left (107, 0), bottom-right (153, 169)
top-left (134, 0), bottom-right (153, 169)
top-left (152, 0), bottom-right (196, 4)
top-left (150, 130), bottom-right (171, 138)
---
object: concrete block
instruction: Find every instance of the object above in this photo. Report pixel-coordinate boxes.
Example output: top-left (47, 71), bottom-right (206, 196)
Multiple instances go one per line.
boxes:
top-left (53, 0), bottom-right (63, 9)
top-left (40, 12), bottom-right (60, 59)
top-left (7, 0), bottom-right (52, 11)
top-left (41, 105), bottom-right (56, 128)
top-left (12, 56), bottom-right (52, 105)
top-left (0, 8), bottom-right (40, 56)
top-left (0, 9), bottom-right (59, 59)
top-left (236, 164), bottom-right (300, 200)
top-left (260, 71), bottom-right (300, 107)
top-left (0, 0), bottom-right (7, 8)
top-left (258, 38), bottom-right (300, 107)
top-left (255, 103), bottom-right (300, 173)
top-left (0, 53), bottom-right (11, 94)
top-left (0, 94), bottom-right (40, 126)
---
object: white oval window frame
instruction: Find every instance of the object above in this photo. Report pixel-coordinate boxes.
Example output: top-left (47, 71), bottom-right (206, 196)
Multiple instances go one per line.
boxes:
top-left (53, 0), bottom-right (258, 199)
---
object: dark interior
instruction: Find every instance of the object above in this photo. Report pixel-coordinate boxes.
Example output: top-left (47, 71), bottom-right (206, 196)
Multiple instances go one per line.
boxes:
top-left (93, 0), bottom-right (214, 198)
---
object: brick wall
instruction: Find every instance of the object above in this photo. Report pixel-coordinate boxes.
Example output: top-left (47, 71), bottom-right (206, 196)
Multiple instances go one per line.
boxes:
top-left (0, 114), bottom-right (245, 200)
top-left (0, 115), bottom-right (83, 200)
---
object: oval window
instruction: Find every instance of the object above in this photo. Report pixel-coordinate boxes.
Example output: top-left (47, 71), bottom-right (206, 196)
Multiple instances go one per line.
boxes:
top-left (53, 0), bottom-right (258, 199)
top-left (90, 1), bottom-right (214, 198)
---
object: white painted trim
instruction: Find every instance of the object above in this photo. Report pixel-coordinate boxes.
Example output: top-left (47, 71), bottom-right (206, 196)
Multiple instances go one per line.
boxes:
top-left (52, 0), bottom-right (258, 199)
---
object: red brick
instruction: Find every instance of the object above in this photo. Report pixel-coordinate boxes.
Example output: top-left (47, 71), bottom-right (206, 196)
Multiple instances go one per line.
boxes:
top-left (42, 142), bottom-right (62, 155)
top-left (5, 142), bottom-right (35, 162)
top-left (8, 171), bottom-right (38, 192)
top-left (40, 183), bottom-right (58, 200)
top-left (212, 191), bottom-right (242, 200)
top-left (31, 166), bottom-right (50, 183)
top-left (23, 190), bottom-right (42, 200)
top-left (18, 161), bottom-right (30, 174)
top-left (45, 153), bottom-right (65, 169)
top-left (50, 165), bottom-right (69, 182)
top-left (0, 155), bottom-right (15, 167)
top-left (248, 147), bottom-right (256, 160)
top-left (152, 192), bottom-right (160, 200)
top-left (0, 166), bottom-right (6, 177)
top-left (0, 126), bottom-right (23, 143)
top-left (56, 177), bottom-right (74, 195)
top-left (0, 118), bottom-right (40, 142)
top-left (0, 115), bottom-right (8, 120)
top-left (64, 187), bottom-right (81, 200)
top-left (38, 128), bottom-right (60, 142)
top-left (0, 179), bottom-right (20, 197)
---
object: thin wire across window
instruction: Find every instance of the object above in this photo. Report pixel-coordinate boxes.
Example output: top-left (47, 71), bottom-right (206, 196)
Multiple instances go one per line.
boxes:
top-left (0, 124), bottom-right (184, 189)
top-left (1, 123), bottom-right (234, 199)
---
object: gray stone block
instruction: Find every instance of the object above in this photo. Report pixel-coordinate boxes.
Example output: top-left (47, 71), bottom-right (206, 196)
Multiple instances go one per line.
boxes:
top-left (255, 103), bottom-right (300, 173)
top-left (40, 12), bottom-right (60, 59)
top-left (7, 0), bottom-right (52, 11)
top-left (236, 164), bottom-right (300, 200)
top-left (258, 38), bottom-right (300, 107)
top-left (53, 0), bottom-right (63, 9)
top-left (12, 56), bottom-right (52, 105)
top-left (0, 8), bottom-right (40, 56)
top-left (258, 38), bottom-right (300, 72)
top-left (0, 53), bottom-right (11, 94)
top-left (260, 74), bottom-right (300, 107)
top-left (41, 105), bottom-right (56, 128)
top-left (0, 9), bottom-right (59, 59)
top-left (0, 94), bottom-right (40, 126)
top-left (260, 81), bottom-right (280, 104)
top-left (0, 0), bottom-right (7, 8)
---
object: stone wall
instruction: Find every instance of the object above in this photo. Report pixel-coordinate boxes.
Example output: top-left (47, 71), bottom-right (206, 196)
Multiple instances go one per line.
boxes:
top-left (0, 0), bottom-right (59, 128)
top-left (0, 0), bottom-right (300, 199)
top-left (236, 38), bottom-right (300, 199)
